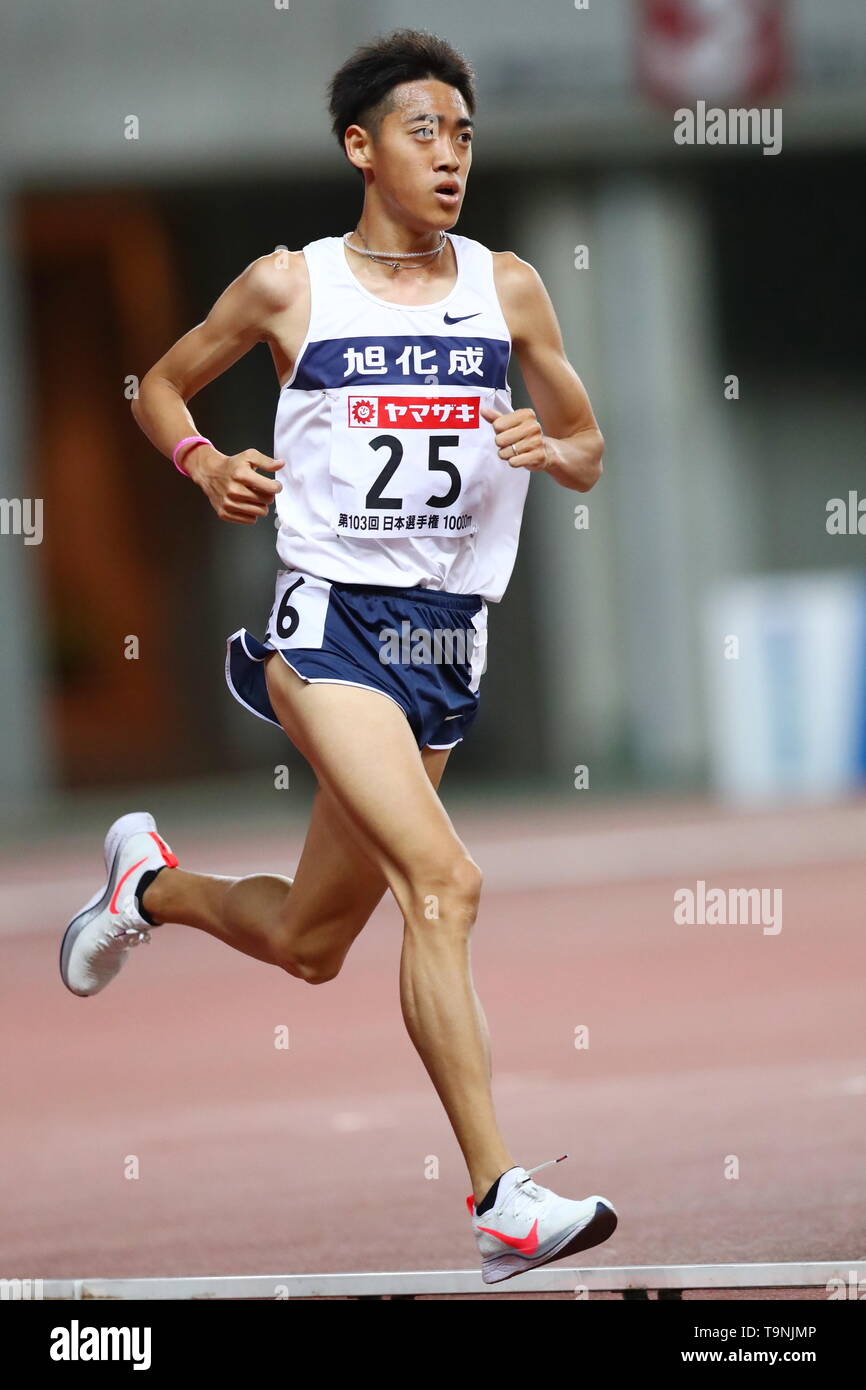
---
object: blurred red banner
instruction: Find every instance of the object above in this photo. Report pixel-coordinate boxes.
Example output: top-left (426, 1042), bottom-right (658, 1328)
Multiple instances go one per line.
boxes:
top-left (638, 0), bottom-right (786, 107)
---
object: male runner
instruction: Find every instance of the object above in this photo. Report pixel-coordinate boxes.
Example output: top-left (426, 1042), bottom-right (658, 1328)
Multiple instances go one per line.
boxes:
top-left (59, 28), bottom-right (614, 1283)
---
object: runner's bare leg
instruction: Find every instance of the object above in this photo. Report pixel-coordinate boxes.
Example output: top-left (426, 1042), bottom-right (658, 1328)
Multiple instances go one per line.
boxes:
top-left (261, 653), bottom-right (514, 1202)
top-left (141, 748), bottom-right (451, 979)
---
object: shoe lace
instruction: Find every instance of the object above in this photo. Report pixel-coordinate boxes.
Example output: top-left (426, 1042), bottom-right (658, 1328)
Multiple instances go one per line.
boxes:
top-left (507, 1154), bottom-right (569, 1215)
top-left (99, 903), bottom-right (152, 950)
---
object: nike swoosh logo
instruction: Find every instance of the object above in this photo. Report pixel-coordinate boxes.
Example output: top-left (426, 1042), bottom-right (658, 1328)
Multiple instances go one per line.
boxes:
top-left (110, 857), bottom-right (148, 914)
top-left (444, 312), bottom-right (481, 325)
top-left (476, 1218), bottom-right (539, 1254)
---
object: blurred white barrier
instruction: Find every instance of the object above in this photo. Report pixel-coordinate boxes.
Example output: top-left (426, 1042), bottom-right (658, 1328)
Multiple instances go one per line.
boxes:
top-left (704, 571), bottom-right (866, 802)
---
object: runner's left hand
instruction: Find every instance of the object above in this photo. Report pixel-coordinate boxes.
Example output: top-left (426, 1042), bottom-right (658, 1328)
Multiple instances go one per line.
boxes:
top-left (480, 405), bottom-right (553, 472)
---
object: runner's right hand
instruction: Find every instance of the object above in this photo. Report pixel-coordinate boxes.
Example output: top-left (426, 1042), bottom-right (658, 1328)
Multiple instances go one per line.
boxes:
top-left (186, 446), bottom-right (285, 525)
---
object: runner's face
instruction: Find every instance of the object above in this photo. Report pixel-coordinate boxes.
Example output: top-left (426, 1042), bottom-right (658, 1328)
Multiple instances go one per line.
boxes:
top-left (371, 80), bottom-right (473, 228)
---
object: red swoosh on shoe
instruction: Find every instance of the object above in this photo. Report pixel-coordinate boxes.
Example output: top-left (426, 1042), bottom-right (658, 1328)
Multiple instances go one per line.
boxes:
top-left (109, 857), bottom-right (148, 914)
top-left (149, 832), bottom-right (179, 867)
top-left (476, 1218), bottom-right (539, 1254)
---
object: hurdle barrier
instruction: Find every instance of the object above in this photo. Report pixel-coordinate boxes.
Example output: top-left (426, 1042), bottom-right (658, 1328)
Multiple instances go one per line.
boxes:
top-left (32, 1261), bottom-right (866, 1300)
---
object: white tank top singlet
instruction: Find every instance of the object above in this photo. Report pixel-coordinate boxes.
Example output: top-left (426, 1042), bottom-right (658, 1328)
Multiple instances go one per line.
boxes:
top-left (272, 232), bottom-right (530, 602)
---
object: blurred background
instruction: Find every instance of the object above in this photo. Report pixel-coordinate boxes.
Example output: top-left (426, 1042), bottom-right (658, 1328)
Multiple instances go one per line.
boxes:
top-left (2, 0), bottom-right (866, 1291)
top-left (1, 0), bottom-right (865, 827)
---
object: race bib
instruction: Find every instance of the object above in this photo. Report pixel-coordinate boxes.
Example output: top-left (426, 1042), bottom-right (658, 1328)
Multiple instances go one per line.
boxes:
top-left (328, 387), bottom-right (499, 540)
top-left (265, 569), bottom-right (331, 649)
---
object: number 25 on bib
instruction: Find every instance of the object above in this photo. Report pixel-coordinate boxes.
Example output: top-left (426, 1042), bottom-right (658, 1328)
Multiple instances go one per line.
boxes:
top-left (328, 388), bottom-right (498, 540)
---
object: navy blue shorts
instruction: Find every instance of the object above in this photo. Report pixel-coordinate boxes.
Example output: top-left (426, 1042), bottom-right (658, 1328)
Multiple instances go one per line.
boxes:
top-left (225, 569), bottom-right (488, 750)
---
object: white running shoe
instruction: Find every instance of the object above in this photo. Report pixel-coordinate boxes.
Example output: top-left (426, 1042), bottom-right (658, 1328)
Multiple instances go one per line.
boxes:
top-left (60, 811), bottom-right (178, 997)
top-left (467, 1157), bottom-right (618, 1284)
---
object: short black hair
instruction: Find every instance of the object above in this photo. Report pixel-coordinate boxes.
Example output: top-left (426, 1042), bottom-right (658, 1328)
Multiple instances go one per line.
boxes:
top-left (327, 27), bottom-right (476, 171)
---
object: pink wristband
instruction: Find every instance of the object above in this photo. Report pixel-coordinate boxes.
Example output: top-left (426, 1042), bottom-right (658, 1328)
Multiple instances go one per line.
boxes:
top-left (172, 435), bottom-right (212, 477)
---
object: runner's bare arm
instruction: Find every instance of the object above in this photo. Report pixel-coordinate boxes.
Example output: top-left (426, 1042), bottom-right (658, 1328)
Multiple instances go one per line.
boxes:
top-left (130, 251), bottom-right (300, 522)
top-left (494, 252), bottom-right (604, 492)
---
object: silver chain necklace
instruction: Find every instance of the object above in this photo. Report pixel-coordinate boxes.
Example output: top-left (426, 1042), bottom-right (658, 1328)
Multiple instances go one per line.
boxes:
top-left (343, 227), bottom-right (447, 273)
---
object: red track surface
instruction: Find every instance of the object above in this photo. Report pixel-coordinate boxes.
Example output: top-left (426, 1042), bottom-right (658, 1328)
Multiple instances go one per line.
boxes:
top-left (1, 798), bottom-right (864, 1298)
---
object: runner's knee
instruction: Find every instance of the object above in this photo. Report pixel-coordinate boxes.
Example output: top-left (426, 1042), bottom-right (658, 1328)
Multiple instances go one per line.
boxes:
top-left (275, 941), bottom-right (344, 985)
top-left (269, 905), bottom-right (363, 984)
top-left (294, 956), bottom-right (343, 985)
top-left (402, 852), bottom-right (483, 931)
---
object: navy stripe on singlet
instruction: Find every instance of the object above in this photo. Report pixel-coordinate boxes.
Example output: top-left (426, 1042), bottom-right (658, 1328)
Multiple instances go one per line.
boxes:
top-left (289, 335), bottom-right (510, 391)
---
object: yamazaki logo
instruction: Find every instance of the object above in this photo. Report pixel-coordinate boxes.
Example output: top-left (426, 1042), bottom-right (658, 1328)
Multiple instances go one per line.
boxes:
top-left (347, 396), bottom-right (480, 428)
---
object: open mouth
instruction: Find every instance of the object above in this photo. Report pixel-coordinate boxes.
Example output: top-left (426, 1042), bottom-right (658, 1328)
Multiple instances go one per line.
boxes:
top-left (434, 183), bottom-right (460, 201)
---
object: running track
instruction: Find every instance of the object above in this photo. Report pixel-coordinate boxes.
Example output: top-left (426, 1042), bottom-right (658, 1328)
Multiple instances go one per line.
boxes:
top-left (1, 795), bottom-right (864, 1299)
